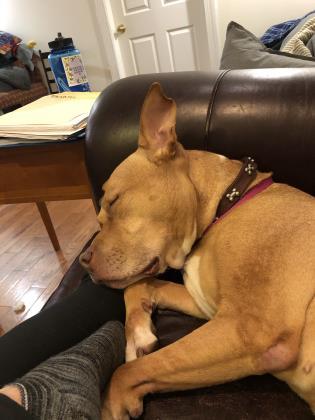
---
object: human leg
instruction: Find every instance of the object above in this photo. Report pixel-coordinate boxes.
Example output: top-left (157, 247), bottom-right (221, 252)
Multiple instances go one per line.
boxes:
top-left (0, 393), bottom-right (32, 419)
top-left (0, 321), bottom-right (125, 420)
top-left (0, 278), bottom-right (125, 387)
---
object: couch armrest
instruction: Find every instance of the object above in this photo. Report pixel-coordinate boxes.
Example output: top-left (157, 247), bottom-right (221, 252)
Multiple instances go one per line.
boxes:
top-left (43, 232), bottom-right (98, 309)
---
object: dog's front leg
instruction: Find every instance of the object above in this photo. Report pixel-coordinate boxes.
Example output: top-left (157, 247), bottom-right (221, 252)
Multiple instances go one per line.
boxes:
top-left (124, 278), bottom-right (208, 361)
top-left (124, 279), bottom-right (158, 362)
top-left (103, 314), bottom-right (263, 420)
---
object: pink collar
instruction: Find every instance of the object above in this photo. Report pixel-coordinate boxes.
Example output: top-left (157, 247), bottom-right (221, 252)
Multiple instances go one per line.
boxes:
top-left (210, 177), bottom-right (273, 228)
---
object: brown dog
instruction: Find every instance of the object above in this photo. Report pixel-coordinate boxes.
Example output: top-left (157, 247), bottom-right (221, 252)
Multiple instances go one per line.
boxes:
top-left (80, 83), bottom-right (315, 419)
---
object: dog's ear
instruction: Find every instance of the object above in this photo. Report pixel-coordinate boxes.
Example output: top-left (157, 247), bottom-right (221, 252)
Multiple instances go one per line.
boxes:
top-left (139, 82), bottom-right (178, 164)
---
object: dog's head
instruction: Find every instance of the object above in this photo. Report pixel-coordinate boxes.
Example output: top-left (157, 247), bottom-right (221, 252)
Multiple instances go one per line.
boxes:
top-left (80, 83), bottom-right (198, 288)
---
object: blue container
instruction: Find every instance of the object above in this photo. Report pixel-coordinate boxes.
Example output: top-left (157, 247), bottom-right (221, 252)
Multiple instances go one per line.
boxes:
top-left (48, 33), bottom-right (90, 92)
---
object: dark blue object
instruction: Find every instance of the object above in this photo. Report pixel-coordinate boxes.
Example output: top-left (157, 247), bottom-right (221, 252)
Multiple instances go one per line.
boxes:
top-left (261, 9), bottom-right (315, 48)
top-left (48, 33), bottom-right (90, 92)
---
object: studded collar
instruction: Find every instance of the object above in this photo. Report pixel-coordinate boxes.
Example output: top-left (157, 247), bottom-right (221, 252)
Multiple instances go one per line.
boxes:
top-left (209, 157), bottom-right (273, 230)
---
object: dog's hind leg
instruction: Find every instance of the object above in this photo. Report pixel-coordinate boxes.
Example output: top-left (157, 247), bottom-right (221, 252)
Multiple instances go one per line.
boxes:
top-left (276, 296), bottom-right (315, 413)
top-left (124, 278), bottom-right (208, 361)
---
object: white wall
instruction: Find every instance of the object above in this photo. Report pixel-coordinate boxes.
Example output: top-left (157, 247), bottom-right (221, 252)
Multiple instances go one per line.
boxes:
top-left (0, 0), bottom-right (112, 91)
top-left (1, 0), bottom-right (314, 84)
top-left (215, 0), bottom-right (315, 52)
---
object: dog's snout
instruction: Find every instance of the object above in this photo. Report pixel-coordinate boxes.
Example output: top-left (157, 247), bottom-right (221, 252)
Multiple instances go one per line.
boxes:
top-left (79, 248), bottom-right (93, 268)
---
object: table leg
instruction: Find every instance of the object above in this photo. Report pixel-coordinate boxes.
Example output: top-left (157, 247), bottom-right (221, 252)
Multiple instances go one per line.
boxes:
top-left (36, 202), bottom-right (60, 251)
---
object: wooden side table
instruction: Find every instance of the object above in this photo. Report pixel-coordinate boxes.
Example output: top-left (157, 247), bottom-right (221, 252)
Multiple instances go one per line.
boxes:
top-left (0, 138), bottom-right (93, 250)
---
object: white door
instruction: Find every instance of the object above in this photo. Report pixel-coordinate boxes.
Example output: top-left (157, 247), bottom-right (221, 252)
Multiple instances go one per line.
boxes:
top-left (107, 0), bottom-right (213, 77)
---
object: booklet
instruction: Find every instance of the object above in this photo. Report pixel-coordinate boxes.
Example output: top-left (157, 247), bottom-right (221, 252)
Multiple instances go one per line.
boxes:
top-left (0, 92), bottom-right (100, 142)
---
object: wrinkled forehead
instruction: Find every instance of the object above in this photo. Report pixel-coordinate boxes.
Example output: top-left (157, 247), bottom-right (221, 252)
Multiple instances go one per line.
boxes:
top-left (103, 151), bottom-right (155, 193)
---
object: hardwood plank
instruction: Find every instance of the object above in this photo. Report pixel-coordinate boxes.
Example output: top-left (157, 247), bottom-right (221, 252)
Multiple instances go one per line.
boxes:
top-left (0, 306), bottom-right (18, 334)
top-left (22, 278), bottom-right (62, 321)
top-left (0, 286), bottom-right (45, 326)
top-left (0, 307), bottom-right (11, 335)
top-left (0, 240), bottom-right (49, 286)
top-left (0, 204), bottom-right (38, 255)
top-left (28, 253), bottom-right (69, 288)
top-left (0, 199), bottom-right (98, 334)
top-left (14, 286), bottom-right (46, 322)
top-left (0, 270), bottom-right (38, 306)
top-left (0, 203), bottom-right (33, 238)
top-left (0, 239), bottom-right (45, 281)
top-left (0, 204), bottom-right (15, 217)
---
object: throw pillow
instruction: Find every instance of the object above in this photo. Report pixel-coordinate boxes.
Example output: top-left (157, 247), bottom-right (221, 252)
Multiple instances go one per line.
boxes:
top-left (220, 21), bottom-right (315, 69)
top-left (0, 31), bottom-right (22, 55)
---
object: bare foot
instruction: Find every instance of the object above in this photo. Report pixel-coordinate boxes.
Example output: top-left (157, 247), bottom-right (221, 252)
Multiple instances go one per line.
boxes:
top-left (0, 385), bottom-right (22, 405)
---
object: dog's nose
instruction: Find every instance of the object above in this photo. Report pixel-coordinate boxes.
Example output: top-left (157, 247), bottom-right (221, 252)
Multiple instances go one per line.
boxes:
top-left (79, 248), bottom-right (93, 268)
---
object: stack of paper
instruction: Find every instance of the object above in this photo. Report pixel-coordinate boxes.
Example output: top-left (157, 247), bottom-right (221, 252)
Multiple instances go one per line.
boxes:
top-left (0, 91), bottom-right (100, 144)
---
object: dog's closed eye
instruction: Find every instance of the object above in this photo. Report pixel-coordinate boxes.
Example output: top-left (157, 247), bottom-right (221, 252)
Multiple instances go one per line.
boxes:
top-left (100, 191), bottom-right (119, 209)
top-left (108, 195), bottom-right (119, 207)
top-left (97, 194), bottom-right (119, 226)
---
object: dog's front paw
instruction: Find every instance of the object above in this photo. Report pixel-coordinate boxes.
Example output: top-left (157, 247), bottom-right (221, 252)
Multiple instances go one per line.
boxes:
top-left (125, 324), bottom-right (158, 362)
top-left (102, 365), bottom-right (144, 420)
top-left (102, 397), bottom-right (143, 420)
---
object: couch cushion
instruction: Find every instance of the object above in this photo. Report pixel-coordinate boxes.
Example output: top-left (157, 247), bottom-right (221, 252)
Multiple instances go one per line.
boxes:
top-left (142, 309), bottom-right (313, 419)
top-left (143, 374), bottom-right (312, 420)
top-left (220, 21), bottom-right (315, 69)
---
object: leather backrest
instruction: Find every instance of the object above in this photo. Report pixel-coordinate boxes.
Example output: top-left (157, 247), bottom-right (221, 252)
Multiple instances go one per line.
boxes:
top-left (86, 69), bottom-right (315, 209)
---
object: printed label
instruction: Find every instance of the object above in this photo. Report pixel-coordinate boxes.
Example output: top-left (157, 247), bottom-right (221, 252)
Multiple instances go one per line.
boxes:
top-left (61, 54), bottom-right (88, 87)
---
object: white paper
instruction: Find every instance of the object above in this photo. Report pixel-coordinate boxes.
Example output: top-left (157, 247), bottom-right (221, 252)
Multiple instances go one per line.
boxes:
top-left (0, 92), bottom-right (99, 141)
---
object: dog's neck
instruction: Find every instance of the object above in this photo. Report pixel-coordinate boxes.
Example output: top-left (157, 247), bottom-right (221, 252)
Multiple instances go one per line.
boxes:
top-left (187, 150), bottom-right (270, 238)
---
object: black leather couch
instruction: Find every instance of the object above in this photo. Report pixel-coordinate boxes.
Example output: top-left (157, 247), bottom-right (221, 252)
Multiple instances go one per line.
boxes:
top-left (45, 69), bottom-right (315, 419)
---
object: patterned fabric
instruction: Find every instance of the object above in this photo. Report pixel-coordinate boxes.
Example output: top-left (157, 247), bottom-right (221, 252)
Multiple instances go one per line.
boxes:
top-left (0, 31), bottom-right (21, 55)
top-left (0, 82), bottom-right (47, 110)
top-left (261, 10), bottom-right (315, 47)
top-left (261, 19), bottom-right (300, 47)
top-left (281, 17), bottom-right (315, 56)
top-left (0, 59), bottom-right (48, 111)
top-left (15, 322), bottom-right (125, 420)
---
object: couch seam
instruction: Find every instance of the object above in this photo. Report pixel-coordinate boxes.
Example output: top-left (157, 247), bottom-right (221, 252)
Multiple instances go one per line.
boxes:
top-left (204, 69), bottom-right (231, 150)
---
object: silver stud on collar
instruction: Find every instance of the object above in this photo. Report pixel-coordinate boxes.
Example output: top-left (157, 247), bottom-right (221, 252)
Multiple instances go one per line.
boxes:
top-left (244, 157), bottom-right (255, 175)
top-left (226, 188), bottom-right (240, 202)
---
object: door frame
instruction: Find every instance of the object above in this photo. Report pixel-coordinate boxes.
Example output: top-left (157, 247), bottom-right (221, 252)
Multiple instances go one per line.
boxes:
top-left (100, 0), bottom-right (221, 80)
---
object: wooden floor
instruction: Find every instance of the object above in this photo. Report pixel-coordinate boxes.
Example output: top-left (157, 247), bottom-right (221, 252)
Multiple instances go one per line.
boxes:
top-left (0, 200), bottom-right (98, 336)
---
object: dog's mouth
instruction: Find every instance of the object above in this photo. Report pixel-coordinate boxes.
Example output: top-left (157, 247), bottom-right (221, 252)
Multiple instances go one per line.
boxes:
top-left (141, 256), bottom-right (160, 276)
top-left (90, 256), bottom-right (160, 288)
